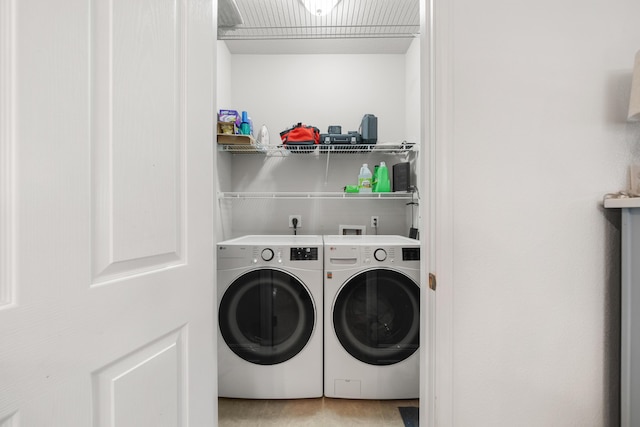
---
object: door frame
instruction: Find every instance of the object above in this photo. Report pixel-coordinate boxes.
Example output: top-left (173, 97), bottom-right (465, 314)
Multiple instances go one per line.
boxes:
top-left (420, 0), bottom-right (454, 426)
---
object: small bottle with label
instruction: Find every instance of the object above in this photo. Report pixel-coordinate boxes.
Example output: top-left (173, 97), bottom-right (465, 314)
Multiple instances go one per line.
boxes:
top-left (358, 163), bottom-right (372, 193)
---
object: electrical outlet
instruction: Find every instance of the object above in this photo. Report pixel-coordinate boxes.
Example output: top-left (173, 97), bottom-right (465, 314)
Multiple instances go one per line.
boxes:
top-left (371, 216), bottom-right (379, 228)
top-left (289, 215), bottom-right (302, 228)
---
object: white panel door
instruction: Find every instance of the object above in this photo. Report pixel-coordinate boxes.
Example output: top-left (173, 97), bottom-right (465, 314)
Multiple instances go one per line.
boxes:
top-left (0, 0), bottom-right (216, 425)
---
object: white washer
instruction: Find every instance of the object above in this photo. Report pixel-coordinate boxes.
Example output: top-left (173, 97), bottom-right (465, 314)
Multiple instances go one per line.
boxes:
top-left (323, 235), bottom-right (420, 399)
top-left (217, 235), bottom-right (324, 399)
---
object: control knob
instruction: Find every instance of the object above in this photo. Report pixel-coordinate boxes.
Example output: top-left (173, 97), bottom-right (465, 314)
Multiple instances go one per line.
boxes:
top-left (261, 248), bottom-right (274, 261)
top-left (374, 248), bottom-right (387, 261)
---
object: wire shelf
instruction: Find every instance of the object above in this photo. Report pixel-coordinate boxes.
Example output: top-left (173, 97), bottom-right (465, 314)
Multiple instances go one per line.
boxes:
top-left (216, 142), bottom-right (417, 155)
top-left (218, 191), bottom-right (416, 200)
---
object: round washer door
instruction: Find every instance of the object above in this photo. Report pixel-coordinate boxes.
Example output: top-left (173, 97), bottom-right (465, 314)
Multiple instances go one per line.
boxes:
top-left (219, 268), bottom-right (315, 365)
top-left (333, 268), bottom-right (419, 366)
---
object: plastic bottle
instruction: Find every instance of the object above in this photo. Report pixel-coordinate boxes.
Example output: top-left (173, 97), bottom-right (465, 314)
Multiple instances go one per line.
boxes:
top-left (372, 165), bottom-right (379, 192)
top-left (255, 124), bottom-right (269, 152)
top-left (358, 163), bottom-right (373, 193)
top-left (240, 111), bottom-right (251, 135)
top-left (375, 161), bottom-right (391, 192)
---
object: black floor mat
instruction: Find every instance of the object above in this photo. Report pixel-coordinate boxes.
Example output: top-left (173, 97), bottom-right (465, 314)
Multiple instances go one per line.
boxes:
top-left (398, 406), bottom-right (419, 427)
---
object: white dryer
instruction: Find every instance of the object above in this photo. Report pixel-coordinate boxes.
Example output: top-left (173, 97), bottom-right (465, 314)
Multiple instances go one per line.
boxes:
top-left (323, 235), bottom-right (420, 399)
top-left (217, 235), bottom-right (323, 399)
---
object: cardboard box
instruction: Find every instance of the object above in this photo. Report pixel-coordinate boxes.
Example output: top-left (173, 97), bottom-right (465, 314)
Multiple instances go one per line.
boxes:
top-left (216, 133), bottom-right (255, 145)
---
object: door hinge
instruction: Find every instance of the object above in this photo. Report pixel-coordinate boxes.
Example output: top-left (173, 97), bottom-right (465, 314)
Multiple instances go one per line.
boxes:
top-left (429, 273), bottom-right (437, 291)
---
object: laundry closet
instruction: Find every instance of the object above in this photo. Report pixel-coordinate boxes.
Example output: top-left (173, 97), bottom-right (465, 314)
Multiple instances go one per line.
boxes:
top-left (215, 9), bottom-right (422, 240)
top-left (215, 0), bottom-right (424, 424)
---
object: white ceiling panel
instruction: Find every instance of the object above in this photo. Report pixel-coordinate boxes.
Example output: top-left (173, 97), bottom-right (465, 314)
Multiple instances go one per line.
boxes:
top-left (219, 0), bottom-right (419, 54)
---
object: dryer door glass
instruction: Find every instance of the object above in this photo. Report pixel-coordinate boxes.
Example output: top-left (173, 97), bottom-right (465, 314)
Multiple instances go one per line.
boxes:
top-left (219, 268), bottom-right (315, 365)
top-left (333, 269), bottom-right (419, 366)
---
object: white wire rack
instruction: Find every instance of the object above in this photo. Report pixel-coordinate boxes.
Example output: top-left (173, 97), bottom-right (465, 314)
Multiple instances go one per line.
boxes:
top-left (218, 0), bottom-right (420, 40)
top-left (216, 142), bottom-right (417, 155)
top-left (218, 191), bottom-right (416, 200)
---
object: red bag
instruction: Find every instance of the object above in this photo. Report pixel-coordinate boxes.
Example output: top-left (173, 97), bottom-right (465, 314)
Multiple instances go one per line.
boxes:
top-left (280, 123), bottom-right (320, 148)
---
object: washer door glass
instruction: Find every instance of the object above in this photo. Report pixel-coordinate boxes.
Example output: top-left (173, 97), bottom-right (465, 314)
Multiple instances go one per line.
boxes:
top-left (219, 268), bottom-right (315, 365)
top-left (333, 269), bottom-right (419, 366)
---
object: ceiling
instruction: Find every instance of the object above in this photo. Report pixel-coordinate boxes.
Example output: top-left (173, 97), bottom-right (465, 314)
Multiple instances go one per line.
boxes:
top-left (218, 0), bottom-right (420, 54)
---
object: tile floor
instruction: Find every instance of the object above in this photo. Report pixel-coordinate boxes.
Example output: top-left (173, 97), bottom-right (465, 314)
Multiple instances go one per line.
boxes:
top-left (218, 397), bottom-right (419, 426)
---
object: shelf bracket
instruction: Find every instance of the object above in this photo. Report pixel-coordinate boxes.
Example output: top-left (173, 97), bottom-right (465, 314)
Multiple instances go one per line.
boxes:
top-left (324, 147), bottom-right (331, 186)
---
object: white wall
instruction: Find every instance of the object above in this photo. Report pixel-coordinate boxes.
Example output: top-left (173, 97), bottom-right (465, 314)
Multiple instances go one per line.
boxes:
top-left (405, 39), bottom-right (421, 144)
top-left (227, 53), bottom-right (407, 144)
top-left (216, 42), bottom-right (233, 109)
top-left (439, 0), bottom-right (640, 425)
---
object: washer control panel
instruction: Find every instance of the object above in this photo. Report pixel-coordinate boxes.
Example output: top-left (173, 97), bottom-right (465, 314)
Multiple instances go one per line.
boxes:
top-left (290, 247), bottom-right (319, 261)
top-left (246, 246), bottom-right (320, 265)
top-left (218, 237), bottom-right (324, 270)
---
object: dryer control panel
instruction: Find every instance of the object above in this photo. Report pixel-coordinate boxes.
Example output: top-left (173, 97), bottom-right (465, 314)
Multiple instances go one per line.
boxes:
top-left (360, 245), bottom-right (420, 265)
